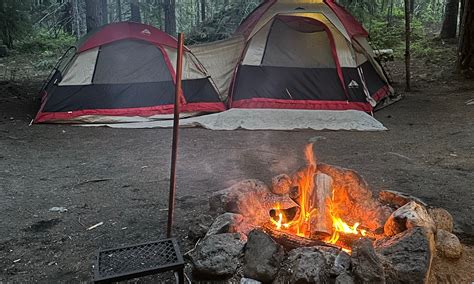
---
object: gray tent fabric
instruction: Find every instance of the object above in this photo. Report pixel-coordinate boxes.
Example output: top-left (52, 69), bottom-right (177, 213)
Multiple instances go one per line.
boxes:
top-left (79, 109), bottom-right (387, 131)
top-left (93, 40), bottom-right (172, 84)
top-left (262, 18), bottom-right (335, 68)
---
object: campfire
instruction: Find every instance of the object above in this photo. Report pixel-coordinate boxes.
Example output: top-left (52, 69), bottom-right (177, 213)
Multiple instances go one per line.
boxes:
top-left (188, 144), bottom-right (462, 283)
top-left (266, 144), bottom-right (371, 252)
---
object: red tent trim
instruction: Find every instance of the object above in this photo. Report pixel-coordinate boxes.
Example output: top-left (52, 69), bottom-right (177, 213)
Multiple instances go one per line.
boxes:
top-left (34, 102), bottom-right (226, 123)
top-left (78, 22), bottom-right (180, 53)
top-left (231, 98), bottom-right (372, 112)
top-left (324, 0), bottom-right (368, 38)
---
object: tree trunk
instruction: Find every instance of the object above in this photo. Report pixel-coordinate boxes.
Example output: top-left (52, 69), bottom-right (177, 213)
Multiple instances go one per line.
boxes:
top-left (61, 1), bottom-right (73, 34)
top-left (101, 0), bottom-right (108, 25)
top-left (72, 0), bottom-right (81, 38)
top-left (85, 0), bottom-right (101, 32)
top-left (405, 0), bottom-right (411, 91)
top-left (440, 0), bottom-right (460, 39)
top-left (200, 0), bottom-right (206, 22)
top-left (116, 0), bottom-right (122, 21)
top-left (458, 0), bottom-right (474, 74)
top-left (163, 0), bottom-right (176, 36)
top-left (410, 0), bottom-right (416, 15)
top-left (130, 0), bottom-right (141, 23)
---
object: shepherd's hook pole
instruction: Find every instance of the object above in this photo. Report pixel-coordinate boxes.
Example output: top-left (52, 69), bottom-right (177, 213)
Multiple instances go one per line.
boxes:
top-left (167, 33), bottom-right (184, 238)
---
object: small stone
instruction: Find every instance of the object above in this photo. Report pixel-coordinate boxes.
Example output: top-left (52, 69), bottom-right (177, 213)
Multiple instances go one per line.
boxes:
top-left (206, 213), bottom-right (244, 236)
top-left (240, 278), bottom-right (262, 284)
top-left (335, 272), bottom-right (355, 284)
top-left (274, 247), bottom-right (329, 283)
top-left (435, 229), bottom-right (462, 259)
top-left (190, 233), bottom-right (246, 278)
top-left (188, 214), bottom-right (214, 241)
top-left (351, 238), bottom-right (385, 284)
top-left (384, 201), bottom-right (436, 237)
top-left (271, 174), bottom-right (292, 195)
top-left (375, 227), bottom-right (435, 284)
top-left (243, 229), bottom-right (284, 282)
top-left (429, 208), bottom-right (454, 232)
top-left (379, 190), bottom-right (427, 207)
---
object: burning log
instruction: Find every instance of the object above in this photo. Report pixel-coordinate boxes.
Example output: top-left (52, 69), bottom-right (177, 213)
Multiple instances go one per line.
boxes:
top-left (309, 173), bottom-right (333, 238)
top-left (263, 224), bottom-right (339, 251)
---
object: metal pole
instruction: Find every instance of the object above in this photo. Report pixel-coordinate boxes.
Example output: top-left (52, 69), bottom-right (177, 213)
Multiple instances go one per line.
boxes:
top-left (167, 33), bottom-right (184, 238)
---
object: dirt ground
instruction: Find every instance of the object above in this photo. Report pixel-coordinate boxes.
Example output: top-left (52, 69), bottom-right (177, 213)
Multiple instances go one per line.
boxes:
top-left (0, 57), bottom-right (473, 282)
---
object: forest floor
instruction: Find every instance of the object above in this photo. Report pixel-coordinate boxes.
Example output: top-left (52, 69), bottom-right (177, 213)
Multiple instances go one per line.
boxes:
top-left (0, 45), bottom-right (473, 282)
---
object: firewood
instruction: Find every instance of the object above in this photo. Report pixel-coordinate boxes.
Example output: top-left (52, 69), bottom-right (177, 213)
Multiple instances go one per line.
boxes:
top-left (309, 173), bottom-right (333, 237)
top-left (263, 224), bottom-right (339, 251)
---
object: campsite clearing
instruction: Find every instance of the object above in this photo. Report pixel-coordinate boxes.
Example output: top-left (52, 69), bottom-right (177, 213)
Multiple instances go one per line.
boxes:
top-left (0, 61), bottom-right (473, 282)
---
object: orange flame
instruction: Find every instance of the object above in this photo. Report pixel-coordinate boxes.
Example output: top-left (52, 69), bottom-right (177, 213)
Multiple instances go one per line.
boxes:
top-left (269, 144), bottom-right (368, 250)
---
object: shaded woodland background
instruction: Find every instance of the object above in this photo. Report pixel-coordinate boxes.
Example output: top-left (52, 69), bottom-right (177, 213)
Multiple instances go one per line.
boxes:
top-left (0, 0), bottom-right (472, 79)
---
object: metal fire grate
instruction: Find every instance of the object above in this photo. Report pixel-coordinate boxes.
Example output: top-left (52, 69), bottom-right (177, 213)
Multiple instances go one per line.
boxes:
top-left (93, 238), bottom-right (184, 283)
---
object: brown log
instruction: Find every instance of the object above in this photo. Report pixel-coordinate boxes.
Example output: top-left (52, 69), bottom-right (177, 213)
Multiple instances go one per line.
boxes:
top-left (263, 224), bottom-right (338, 251)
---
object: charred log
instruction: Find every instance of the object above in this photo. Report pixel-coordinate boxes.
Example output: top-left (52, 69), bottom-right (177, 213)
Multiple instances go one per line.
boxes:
top-left (263, 224), bottom-right (337, 251)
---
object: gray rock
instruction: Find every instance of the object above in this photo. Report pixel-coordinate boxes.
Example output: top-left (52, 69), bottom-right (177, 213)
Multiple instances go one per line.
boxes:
top-left (188, 214), bottom-right (214, 241)
top-left (274, 247), bottom-right (329, 284)
top-left (375, 227), bottom-right (435, 284)
top-left (243, 229), bottom-right (284, 282)
top-left (435, 229), bottom-right (462, 259)
top-left (190, 233), bottom-right (246, 278)
top-left (240, 277), bottom-right (262, 284)
top-left (379, 190), bottom-right (427, 207)
top-left (351, 238), bottom-right (385, 284)
top-left (310, 246), bottom-right (351, 276)
top-left (206, 213), bottom-right (244, 236)
top-left (209, 179), bottom-right (296, 225)
top-left (384, 201), bottom-right (436, 237)
top-left (429, 208), bottom-right (454, 233)
top-left (335, 272), bottom-right (355, 284)
top-left (271, 174), bottom-right (293, 195)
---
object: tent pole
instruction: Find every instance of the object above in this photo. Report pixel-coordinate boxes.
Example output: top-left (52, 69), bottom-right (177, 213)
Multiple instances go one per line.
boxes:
top-left (167, 33), bottom-right (184, 238)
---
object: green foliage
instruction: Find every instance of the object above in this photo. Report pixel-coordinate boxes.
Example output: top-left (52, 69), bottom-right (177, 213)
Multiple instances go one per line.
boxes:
top-left (342, 1), bottom-right (448, 60)
top-left (0, 0), bottom-right (32, 48)
top-left (12, 31), bottom-right (75, 71)
top-left (16, 31), bottom-right (75, 54)
top-left (186, 0), bottom-right (260, 44)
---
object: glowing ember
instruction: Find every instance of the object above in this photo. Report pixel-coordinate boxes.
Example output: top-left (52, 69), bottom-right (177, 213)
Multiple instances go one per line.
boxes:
top-left (269, 144), bottom-right (369, 250)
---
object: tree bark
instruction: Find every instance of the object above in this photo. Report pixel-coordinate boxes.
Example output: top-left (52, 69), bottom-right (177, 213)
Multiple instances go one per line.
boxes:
top-left (85, 0), bottom-right (101, 32)
top-left (458, 0), bottom-right (474, 74)
top-left (101, 0), bottom-right (108, 25)
top-left (163, 0), bottom-right (176, 36)
top-left (440, 0), bottom-right (460, 39)
top-left (405, 0), bottom-right (411, 91)
top-left (130, 0), bottom-right (141, 23)
top-left (116, 0), bottom-right (122, 21)
top-left (200, 0), bottom-right (206, 22)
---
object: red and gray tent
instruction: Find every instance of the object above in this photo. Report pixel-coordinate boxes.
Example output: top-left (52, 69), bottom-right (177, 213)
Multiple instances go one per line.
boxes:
top-left (35, 22), bottom-right (225, 123)
top-left (225, 0), bottom-right (393, 112)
